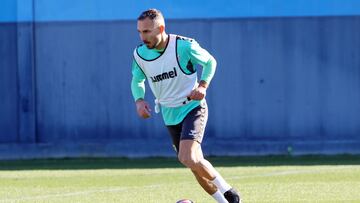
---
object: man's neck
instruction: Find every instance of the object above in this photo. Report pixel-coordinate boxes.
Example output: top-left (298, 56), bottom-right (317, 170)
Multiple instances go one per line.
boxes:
top-left (155, 33), bottom-right (168, 50)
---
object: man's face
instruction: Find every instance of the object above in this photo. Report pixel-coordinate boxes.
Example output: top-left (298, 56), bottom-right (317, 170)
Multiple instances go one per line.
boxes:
top-left (137, 18), bottom-right (161, 49)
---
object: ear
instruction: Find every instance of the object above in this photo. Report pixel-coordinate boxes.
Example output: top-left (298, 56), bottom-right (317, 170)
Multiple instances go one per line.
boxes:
top-left (159, 25), bottom-right (165, 33)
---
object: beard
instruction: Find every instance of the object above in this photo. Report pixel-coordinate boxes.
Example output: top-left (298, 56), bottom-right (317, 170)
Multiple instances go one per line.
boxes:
top-left (146, 43), bottom-right (155, 49)
top-left (144, 38), bottom-right (161, 49)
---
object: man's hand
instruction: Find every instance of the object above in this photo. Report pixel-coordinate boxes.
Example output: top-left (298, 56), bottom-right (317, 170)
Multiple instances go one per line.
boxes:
top-left (188, 81), bottom-right (208, 100)
top-left (135, 99), bottom-right (151, 118)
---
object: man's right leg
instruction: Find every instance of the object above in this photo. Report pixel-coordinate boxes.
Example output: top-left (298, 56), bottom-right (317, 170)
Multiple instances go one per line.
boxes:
top-left (181, 143), bottom-right (241, 203)
top-left (167, 125), bottom-right (226, 201)
top-left (167, 105), bottom-right (241, 202)
top-left (195, 150), bottom-right (242, 203)
top-left (191, 169), bottom-right (217, 194)
top-left (179, 140), bottom-right (230, 203)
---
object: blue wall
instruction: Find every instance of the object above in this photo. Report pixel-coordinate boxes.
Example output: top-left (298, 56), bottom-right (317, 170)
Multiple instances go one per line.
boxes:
top-left (1, 1), bottom-right (360, 159)
top-left (2, 0), bottom-right (360, 22)
top-left (0, 24), bottom-right (18, 143)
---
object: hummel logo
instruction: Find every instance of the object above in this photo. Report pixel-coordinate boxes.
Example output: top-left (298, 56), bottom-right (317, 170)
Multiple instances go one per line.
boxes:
top-left (189, 130), bottom-right (197, 137)
top-left (150, 67), bottom-right (177, 83)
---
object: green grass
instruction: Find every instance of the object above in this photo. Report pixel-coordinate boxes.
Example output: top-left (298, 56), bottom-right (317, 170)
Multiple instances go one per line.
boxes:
top-left (0, 155), bottom-right (360, 202)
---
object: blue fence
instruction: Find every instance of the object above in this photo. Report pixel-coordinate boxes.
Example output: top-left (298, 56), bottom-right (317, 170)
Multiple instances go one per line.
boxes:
top-left (1, 1), bottom-right (360, 159)
top-left (2, 0), bottom-right (360, 22)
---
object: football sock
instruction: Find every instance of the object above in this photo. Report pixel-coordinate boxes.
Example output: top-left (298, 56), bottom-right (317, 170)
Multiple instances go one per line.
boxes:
top-left (212, 175), bottom-right (232, 194)
top-left (200, 159), bottom-right (232, 194)
top-left (212, 190), bottom-right (229, 203)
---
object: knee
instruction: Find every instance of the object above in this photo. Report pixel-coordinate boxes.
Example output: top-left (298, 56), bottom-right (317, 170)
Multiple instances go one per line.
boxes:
top-left (178, 154), bottom-right (199, 169)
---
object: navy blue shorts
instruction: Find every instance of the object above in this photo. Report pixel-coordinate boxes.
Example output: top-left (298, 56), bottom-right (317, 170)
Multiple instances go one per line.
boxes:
top-left (166, 101), bottom-right (208, 153)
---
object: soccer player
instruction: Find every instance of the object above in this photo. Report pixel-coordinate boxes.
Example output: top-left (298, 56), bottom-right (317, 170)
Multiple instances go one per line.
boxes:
top-left (131, 9), bottom-right (241, 203)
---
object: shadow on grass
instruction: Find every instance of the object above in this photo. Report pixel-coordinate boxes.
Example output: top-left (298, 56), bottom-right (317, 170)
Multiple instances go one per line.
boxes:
top-left (0, 155), bottom-right (359, 170)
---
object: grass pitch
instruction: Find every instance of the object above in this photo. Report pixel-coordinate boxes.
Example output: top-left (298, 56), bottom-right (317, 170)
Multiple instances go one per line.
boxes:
top-left (0, 155), bottom-right (359, 203)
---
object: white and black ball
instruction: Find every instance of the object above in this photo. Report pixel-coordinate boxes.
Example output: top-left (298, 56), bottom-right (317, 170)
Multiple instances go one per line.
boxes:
top-left (176, 199), bottom-right (194, 203)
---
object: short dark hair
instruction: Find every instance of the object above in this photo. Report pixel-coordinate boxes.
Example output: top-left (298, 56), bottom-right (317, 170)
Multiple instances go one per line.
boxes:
top-left (138, 9), bottom-right (164, 21)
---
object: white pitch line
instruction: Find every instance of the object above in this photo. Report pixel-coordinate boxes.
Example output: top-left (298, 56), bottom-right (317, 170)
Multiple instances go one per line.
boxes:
top-left (0, 184), bottom-right (162, 202)
top-left (228, 165), bottom-right (358, 180)
top-left (1, 166), bottom-right (358, 202)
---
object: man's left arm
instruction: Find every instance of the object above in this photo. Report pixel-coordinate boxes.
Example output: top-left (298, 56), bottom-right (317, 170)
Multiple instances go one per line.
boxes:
top-left (199, 55), bottom-right (217, 88)
top-left (187, 41), bottom-right (217, 100)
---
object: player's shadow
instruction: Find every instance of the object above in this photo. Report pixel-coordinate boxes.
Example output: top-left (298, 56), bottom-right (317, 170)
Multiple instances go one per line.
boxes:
top-left (0, 155), bottom-right (359, 170)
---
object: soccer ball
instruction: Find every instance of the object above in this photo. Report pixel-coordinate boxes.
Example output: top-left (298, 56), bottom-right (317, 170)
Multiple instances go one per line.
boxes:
top-left (176, 199), bottom-right (194, 203)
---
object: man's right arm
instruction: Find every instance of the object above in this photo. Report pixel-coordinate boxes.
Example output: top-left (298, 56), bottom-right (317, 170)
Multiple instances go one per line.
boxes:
top-left (131, 60), bottom-right (146, 101)
top-left (131, 60), bottom-right (151, 118)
